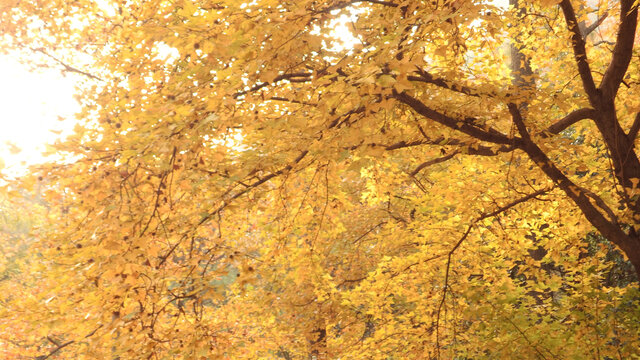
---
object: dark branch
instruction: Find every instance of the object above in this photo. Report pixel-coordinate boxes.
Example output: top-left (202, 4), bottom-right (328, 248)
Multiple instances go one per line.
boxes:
top-left (408, 67), bottom-right (487, 97)
top-left (409, 142), bottom-right (517, 176)
top-left (392, 91), bottom-right (516, 145)
top-left (628, 112), bottom-right (640, 141)
top-left (381, 139), bottom-right (429, 150)
top-left (559, 0), bottom-right (599, 104)
top-left (314, 0), bottom-right (398, 13)
top-left (542, 108), bottom-right (598, 136)
top-left (36, 326), bottom-right (102, 360)
top-left (201, 151), bottom-right (307, 224)
top-left (269, 96), bottom-right (318, 106)
top-left (410, 151), bottom-right (459, 176)
top-left (508, 103), bottom-right (633, 255)
top-left (579, 11), bottom-right (608, 37)
top-left (233, 72), bottom-right (312, 98)
top-left (600, 0), bottom-right (638, 99)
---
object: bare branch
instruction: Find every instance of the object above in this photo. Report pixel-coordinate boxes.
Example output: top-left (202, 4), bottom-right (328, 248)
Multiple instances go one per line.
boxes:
top-left (159, 150), bottom-right (309, 266)
top-left (410, 151), bottom-right (459, 176)
top-left (480, 186), bottom-right (554, 220)
top-left (409, 143), bottom-right (517, 176)
top-left (392, 90), bottom-right (516, 145)
top-left (269, 96), bottom-right (317, 106)
top-left (559, 0), bottom-right (599, 103)
top-left (628, 112), bottom-right (640, 141)
top-left (600, 0), bottom-right (638, 99)
top-left (542, 108), bottom-right (598, 136)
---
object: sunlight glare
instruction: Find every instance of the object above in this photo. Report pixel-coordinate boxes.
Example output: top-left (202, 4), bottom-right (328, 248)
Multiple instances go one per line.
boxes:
top-left (0, 55), bottom-right (79, 177)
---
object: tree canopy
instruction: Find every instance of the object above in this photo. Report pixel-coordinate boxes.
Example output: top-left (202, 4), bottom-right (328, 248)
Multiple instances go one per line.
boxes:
top-left (1, 0), bottom-right (640, 359)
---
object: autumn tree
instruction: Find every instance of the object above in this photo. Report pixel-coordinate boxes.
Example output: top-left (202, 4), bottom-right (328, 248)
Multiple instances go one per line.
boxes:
top-left (2, 0), bottom-right (640, 358)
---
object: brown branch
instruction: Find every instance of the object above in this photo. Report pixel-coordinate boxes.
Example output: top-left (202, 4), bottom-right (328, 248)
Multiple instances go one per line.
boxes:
top-left (559, 0), bottom-right (599, 104)
top-left (374, 138), bottom-right (516, 176)
top-left (366, 137), bottom-right (516, 158)
top-left (628, 112), bottom-right (640, 141)
top-left (435, 223), bottom-right (472, 358)
top-left (408, 67), bottom-right (487, 97)
top-left (352, 221), bottom-right (387, 244)
top-left (36, 326), bottom-right (102, 360)
top-left (580, 186), bottom-right (619, 225)
top-left (269, 96), bottom-right (317, 106)
top-left (314, 0), bottom-right (398, 13)
top-left (481, 187), bottom-right (554, 221)
top-left (380, 140), bottom-right (428, 150)
top-left (579, 11), bottom-right (608, 37)
top-left (541, 108), bottom-right (598, 136)
top-left (600, 0), bottom-right (638, 99)
top-left (233, 72), bottom-right (312, 98)
top-left (410, 151), bottom-right (459, 176)
top-left (392, 90), bottom-right (516, 145)
top-left (46, 336), bottom-right (61, 347)
top-left (507, 103), bottom-right (635, 255)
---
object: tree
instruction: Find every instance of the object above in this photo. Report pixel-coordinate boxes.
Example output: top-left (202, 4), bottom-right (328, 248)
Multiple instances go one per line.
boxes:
top-left (1, 0), bottom-right (640, 358)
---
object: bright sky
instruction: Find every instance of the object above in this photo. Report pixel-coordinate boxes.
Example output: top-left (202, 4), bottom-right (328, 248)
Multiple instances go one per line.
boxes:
top-left (0, 55), bottom-right (79, 176)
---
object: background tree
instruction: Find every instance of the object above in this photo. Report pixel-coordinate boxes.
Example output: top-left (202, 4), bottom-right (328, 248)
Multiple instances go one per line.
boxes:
top-left (1, 0), bottom-right (640, 358)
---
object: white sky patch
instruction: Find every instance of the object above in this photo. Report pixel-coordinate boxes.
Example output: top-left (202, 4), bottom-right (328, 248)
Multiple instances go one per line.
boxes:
top-left (152, 42), bottom-right (180, 63)
top-left (0, 55), bottom-right (80, 176)
top-left (325, 13), bottom-right (361, 53)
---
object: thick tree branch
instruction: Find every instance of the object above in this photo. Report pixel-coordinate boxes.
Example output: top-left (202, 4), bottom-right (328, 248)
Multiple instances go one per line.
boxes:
top-left (600, 0), bottom-right (638, 99)
top-left (507, 104), bottom-right (640, 270)
top-left (409, 143), bottom-right (516, 176)
top-left (628, 112), bottom-right (640, 141)
top-left (559, 0), bottom-right (599, 104)
top-left (542, 108), bottom-right (598, 136)
top-left (392, 91), bottom-right (516, 145)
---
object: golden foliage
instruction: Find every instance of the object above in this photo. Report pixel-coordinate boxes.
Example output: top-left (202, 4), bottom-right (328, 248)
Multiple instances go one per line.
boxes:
top-left (1, 0), bottom-right (640, 358)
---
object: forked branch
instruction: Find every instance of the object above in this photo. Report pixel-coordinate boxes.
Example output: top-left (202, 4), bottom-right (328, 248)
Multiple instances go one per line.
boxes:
top-left (508, 104), bottom-right (633, 253)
